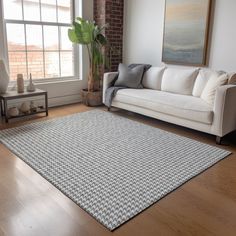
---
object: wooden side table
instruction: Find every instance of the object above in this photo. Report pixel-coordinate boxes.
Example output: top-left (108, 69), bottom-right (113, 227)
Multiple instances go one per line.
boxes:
top-left (0, 89), bottom-right (48, 123)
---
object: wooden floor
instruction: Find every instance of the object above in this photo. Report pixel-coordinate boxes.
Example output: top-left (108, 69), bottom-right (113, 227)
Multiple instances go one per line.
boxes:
top-left (0, 104), bottom-right (236, 236)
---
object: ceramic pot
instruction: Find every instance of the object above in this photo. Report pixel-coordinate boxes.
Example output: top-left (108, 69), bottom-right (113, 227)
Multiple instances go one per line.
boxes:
top-left (0, 60), bottom-right (9, 94)
top-left (17, 74), bottom-right (24, 93)
top-left (20, 102), bottom-right (30, 113)
top-left (8, 107), bottom-right (19, 117)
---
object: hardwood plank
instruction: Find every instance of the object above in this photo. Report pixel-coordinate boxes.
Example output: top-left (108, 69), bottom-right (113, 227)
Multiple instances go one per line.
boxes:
top-left (0, 103), bottom-right (236, 236)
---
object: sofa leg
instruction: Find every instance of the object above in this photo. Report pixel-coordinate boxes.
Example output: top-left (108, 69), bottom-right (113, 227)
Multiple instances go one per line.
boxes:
top-left (107, 107), bottom-right (111, 112)
top-left (216, 136), bottom-right (222, 145)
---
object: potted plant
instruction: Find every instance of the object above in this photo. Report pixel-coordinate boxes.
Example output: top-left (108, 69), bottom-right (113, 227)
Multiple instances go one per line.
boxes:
top-left (68, 17), bottom-right (108, 106)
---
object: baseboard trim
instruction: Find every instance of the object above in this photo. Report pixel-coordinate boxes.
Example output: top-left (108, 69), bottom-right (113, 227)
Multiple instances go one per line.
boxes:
top-left (48, 94), bottom-right (82, 107)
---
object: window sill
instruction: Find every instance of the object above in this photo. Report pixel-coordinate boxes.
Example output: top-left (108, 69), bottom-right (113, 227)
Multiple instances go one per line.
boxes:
top-left (8, 77), bottom-right (82, 90)
top-left (34, 77), bottom-right (81, 85)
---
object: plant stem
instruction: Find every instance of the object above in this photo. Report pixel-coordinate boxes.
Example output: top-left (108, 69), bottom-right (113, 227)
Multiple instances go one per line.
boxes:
top-left (86, 44), bottom-right (92, 66)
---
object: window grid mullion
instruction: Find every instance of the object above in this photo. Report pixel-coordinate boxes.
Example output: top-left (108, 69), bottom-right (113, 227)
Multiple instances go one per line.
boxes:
top-left (24, 26), bottom-right (29, 80)
top-left (21, 0), bottom-right (24, 21)
top-left (39, 0), bottom-right (42, 22)
top-left (8, 50), bottom-right (72, 53)
top-left (39, 0), bottom-right (46, 78)
top-left (42, 25), bottom-right (46, 79)
top-left (56, 0), bottom-right (62, 78)
top-left (22, 0), bottom-right (29, 79)
top-left (58, 27), bottom-right (62, 78)
top-left (5, 19), bottom-right (71, 28)
top-left (71, 0), bottom-right (75, 21)
top-left (56, 0), bottom-right (59, 23)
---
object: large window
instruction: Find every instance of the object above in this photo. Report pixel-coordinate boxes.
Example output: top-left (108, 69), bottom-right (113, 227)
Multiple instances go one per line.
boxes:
top-left (3, 0), bottom-right (75, 81)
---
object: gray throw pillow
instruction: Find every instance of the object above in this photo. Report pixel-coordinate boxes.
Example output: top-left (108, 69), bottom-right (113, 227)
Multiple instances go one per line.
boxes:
top-left (114, 63), bottom-right (145, 88)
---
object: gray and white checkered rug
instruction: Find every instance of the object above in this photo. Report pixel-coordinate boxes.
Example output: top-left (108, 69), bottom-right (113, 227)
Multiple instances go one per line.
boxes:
top-left (0, 110), bottom-right (231, 230)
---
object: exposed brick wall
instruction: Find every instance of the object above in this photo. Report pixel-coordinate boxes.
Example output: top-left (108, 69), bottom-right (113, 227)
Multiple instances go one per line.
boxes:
top-left (94, 0), bottom-right (124, 72)
top-left (8, 43), bottom-right (73, 80)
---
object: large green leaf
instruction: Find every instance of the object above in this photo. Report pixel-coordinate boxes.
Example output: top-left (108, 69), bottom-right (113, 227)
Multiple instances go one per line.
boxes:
top-left (73, 22), bottom-right (86, 44)
top-left (79, 18), bottom-right (94, 43)
top-left (96, 34), bottom-right (107, 46)
top-left (68, 29), bottom-right (79, 43)
top-left (74, 21), bottom-right (91, 44)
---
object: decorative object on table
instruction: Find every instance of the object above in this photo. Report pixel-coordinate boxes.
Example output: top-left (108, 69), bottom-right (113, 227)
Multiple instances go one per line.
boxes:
top-left (37, 105), bottom-right (44, 111)
top-left (7, 107), bottom-right (19, 117)
top-left (162, 0), bottom-right (212, 65)
top-left (0, 110), bottom-right (231, 231)
top-left (30, 101), bottom-right (37, 113)
top-left (27, 73), bottom-right (36, 92)
top-left (68, 17), bottom-right (108, 106)
top-left (0, 59), bottom-right (9, 94)
top-left (17, 74), bottom-right (24, 93)
top-left (20, 102), bottom-right (30, 114)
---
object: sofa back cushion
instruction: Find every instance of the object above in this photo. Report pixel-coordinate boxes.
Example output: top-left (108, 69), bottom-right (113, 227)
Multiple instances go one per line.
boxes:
top-left (201, 73), bottom-right (228, 105)
top-left (228, 73), bottom-right (236, 84)
top-left (142, 67), bottom-right (165, 90)
top-left (192, 69), bottom-right (225, 97)
top-left (161, 68), bottom-right (199, 95)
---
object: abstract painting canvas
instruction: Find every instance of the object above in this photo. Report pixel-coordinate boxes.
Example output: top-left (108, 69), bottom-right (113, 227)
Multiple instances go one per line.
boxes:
top-left (162, 0), bottom-right (212, 65)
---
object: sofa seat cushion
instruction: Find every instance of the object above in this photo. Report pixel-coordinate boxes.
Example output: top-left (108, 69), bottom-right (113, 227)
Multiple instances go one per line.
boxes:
top-left (113, 89), bottom-right (213, 124)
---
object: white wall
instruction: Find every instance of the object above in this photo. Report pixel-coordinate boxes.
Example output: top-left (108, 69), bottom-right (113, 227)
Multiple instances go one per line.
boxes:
top-left (123, 0), bottom-right (236, 72)
top-left (209, 0), bottom-right (236, 72)
top-left (0, 0), bottom-right (93, 107)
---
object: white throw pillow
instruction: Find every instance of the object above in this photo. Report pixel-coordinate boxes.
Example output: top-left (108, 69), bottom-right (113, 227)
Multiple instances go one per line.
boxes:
top-left (228, 73), bottom-right (236, 84)
top-left (142, 67), bottom-right (165, 90)
top-left (161, 68), bottom-right (199, 95)
top-left (192, 70), bottom-right (225, 97)
top-left (201, 73), bottom-right (228, 105)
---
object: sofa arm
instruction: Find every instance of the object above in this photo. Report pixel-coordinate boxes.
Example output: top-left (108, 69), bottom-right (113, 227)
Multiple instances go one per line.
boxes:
top-left (213, 84), bottom-right (236, 136)
top-left (103, 72), bottom-right (118, 103)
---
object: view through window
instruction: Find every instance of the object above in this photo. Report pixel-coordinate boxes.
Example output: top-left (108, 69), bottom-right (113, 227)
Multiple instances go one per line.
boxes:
top-left (3, 0), bottom-right (74, 81)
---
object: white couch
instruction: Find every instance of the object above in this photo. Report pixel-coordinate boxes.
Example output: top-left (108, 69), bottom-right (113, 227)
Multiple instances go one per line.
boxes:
top-left (103, 67), bottom-right (236, 144)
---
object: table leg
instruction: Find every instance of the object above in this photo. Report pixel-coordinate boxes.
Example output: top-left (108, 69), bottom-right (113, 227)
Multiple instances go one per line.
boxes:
top-left (4, 100), bottom-right (8, 123)
top-left (0, 99), bottom-right (4, 116)
top-left (45, 93), bottom-right (48, 116)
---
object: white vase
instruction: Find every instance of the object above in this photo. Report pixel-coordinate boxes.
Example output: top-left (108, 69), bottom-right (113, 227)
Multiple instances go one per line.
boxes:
top-left (27, 74), bottom-right (36, 92)
top-left (0, 60), bottom-right (9, 94)
top-left (17, 74), bottom-right (24, 93)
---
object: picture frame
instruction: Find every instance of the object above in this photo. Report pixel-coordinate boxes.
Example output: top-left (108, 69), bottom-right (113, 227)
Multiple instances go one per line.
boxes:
top-left (162, 0), bottom-right (212, 66)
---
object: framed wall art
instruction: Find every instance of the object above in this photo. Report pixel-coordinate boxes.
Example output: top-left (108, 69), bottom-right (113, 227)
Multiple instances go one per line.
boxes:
top-left (162, 0), bottom-right (212, 66)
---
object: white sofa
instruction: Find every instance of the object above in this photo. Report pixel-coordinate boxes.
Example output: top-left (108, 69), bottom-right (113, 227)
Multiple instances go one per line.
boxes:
top-left (103, 67), bottom-right (236, 144)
